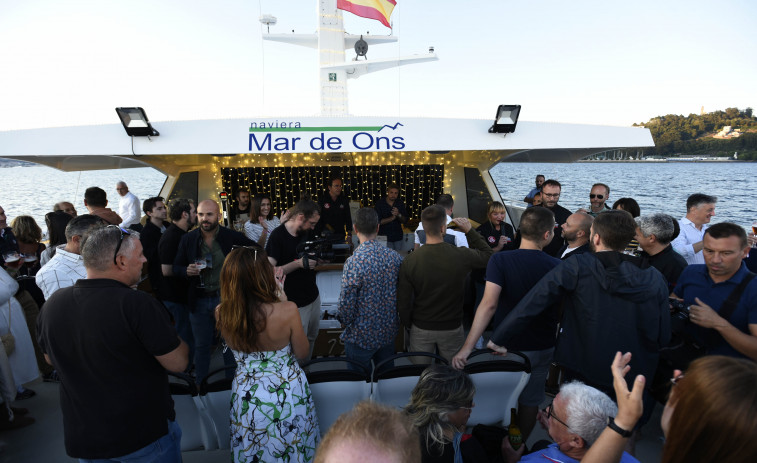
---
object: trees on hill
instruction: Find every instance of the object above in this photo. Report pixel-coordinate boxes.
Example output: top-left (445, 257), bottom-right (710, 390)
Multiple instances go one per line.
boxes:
top-left (633, 107), bottom-right (757, 158)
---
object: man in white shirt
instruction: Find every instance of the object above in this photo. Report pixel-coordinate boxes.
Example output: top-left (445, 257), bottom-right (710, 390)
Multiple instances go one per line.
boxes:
top-left (672, 193), bottom-right (717, 265)
top-left (36, 215), bottom-right (103, 300)
top-left (414, 194), bottom-right (468, 249)
top-left (116, 181), bottom-right (142, 229)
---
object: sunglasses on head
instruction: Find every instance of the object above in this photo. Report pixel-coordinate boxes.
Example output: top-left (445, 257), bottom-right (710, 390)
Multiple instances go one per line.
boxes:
top-left (107, 224), bottom-right (132, 265)
top-left (590, 194), bottom-right (605, 199)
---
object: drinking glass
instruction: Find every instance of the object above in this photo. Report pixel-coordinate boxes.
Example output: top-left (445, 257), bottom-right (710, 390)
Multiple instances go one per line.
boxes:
top-left (194, 257), bottom-right (207, 288)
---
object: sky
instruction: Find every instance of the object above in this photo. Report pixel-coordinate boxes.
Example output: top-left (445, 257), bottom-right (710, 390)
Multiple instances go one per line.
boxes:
top-left (0, 0), bottom-right (755, 131)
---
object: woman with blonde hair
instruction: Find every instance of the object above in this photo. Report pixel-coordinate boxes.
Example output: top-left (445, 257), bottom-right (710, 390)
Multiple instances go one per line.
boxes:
top-left (476, 202), bottom-right (515, 252)
top-left (216, 246), bottom-right (319, 462)
top-left (405, 364), bottom-right (491, 462)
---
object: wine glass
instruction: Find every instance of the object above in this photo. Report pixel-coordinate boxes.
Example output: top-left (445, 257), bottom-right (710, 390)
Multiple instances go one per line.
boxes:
top-left (194, 257), bottom-right (207, 288)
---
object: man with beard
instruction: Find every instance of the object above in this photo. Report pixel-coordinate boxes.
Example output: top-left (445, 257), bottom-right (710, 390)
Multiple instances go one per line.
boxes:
top-left (229, 188), bottom-right (251, 229)
top-left (540, 179), bottom-right (572, 257)
top-left (558, 212), bottom-right (594, 259)
top-left (174, 199), bottom-right (258, 384)
top-left (266, 199), bottom-right (322, 360)
top-left (579, 183), bottom-right (611, 217)
top-left (488, 210), bottom-right (670, 395)
top-left (523, 174), bottom-right (545, 207)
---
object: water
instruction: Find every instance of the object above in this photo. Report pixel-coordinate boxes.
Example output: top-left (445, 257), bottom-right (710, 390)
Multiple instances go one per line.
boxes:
top-left (1, 161), bottom-right (756, 235)
top-left (491, 162), bottom-right (757, 229)
top-left (0, 165), bottom-right (166, 236)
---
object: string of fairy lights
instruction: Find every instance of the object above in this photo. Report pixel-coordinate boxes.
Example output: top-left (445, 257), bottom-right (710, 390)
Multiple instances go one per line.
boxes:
top-left (209, 150), bottom-right (474, 220)
top-left (221, 164), bottom-right (443, 220)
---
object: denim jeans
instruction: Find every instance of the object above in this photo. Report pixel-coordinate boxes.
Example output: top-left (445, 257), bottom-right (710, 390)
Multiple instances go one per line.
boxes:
top-left (79, 420), bottom-right (182, 463)
top-left (345, 342), bottom-right (395, 374)
top-left (189, 295), bottom-right (235, 384)
top-left (163, 300), bottom-right (194, 370)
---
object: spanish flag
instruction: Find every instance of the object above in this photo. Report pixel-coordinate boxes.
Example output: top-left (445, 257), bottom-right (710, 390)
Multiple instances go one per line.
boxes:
top-left (337, 0), bottom-right (396, 28)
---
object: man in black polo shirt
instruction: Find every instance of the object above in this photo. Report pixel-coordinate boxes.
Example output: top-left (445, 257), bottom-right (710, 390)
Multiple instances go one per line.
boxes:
top-left (38, 225), bottom-right (188, 461)
top-left (540, 179), bottom-right (572, 257)
top-left (316, 175), bottom-right (352, 238)
top-left (266, 199), bottom-right (322, 359)
top-left (140, 196), bottom-right (170, 295)
top-left (635, 213), bottom-right (688, 293)
top-left (159, 198), bottom-right (197, 369)
top-left (173, 199), bottom-right (258, 384)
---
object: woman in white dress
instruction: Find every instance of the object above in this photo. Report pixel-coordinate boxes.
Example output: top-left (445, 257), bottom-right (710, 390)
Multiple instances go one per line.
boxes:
top-left (244, 196), bottom-right (288, 248)
top-left (0, 269), bottom-right (40, 395)
top-left (216, 246), bottom-right (319, 462)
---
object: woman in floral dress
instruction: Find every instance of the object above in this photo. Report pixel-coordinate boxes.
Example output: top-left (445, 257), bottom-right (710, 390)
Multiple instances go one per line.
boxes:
top-left (216, 247), bottom-right (319, 462)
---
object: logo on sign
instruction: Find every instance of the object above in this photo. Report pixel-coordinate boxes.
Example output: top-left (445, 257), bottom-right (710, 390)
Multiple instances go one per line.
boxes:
top-left (247, 122), bottom-right (406, 152)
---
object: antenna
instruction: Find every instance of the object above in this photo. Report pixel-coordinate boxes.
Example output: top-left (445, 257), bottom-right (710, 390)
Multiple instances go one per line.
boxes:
top-left (259, 14), bottom-right (277, 33)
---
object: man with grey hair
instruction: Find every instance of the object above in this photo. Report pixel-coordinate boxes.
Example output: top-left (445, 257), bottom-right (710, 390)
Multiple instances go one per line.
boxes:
top-left (503, 381), bottom-right (639, 462)
top-left (672, 193), bottom-right (717, 264)
top-left (38, 225), bottom-right (188, 461)
top-left (116, 181), bottom-right (141, 228)
top-left (636, 213), bottom-right (688, 293)
top-left (35, 214), bottom-right (104, 300)
top-left (337, 208), bottom-right (402, 372)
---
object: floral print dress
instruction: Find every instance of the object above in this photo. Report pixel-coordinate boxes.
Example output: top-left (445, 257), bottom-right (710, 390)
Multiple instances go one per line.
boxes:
top-left (231, 345), bottom-right (319, 463)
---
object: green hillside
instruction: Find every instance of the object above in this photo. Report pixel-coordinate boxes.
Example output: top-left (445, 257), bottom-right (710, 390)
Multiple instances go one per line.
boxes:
top-left (633, 107), bottom-right (757, 159)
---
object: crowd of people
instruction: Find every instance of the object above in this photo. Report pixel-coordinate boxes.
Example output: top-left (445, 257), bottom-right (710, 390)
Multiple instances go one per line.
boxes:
top-left (1, 172), bottom-right (756, 462)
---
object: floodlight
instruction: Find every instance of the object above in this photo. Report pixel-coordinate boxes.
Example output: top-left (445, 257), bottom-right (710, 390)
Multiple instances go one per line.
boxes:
top-left (115, 107), bottom-right (160, 137)
top-left (489, 105), bottom-right (521, 135)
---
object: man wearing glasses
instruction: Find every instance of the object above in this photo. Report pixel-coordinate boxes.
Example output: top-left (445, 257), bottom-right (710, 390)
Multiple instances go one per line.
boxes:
top-left (502, 382), bottom-right (639, 462)
top-left (38, 225), bottom-right (189, 461)
top-left (580, 183), bottom-right (611, 217)
top-left (540, 179), bottom-right (572, 257)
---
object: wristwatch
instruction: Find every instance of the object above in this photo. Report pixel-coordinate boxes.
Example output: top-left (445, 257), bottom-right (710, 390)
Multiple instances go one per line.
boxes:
top-left (607, 417), bottom-right (633, 437)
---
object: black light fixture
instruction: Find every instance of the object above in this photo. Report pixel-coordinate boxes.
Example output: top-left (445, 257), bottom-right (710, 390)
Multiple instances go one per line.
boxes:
top-left (488, 104), bottom-right (521, 135)
top-left (115, 107), bottom-right (160, 137)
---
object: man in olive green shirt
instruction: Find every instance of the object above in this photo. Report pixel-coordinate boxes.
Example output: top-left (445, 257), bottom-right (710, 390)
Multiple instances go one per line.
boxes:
top-left (398, 205), bottom-right (493, 362)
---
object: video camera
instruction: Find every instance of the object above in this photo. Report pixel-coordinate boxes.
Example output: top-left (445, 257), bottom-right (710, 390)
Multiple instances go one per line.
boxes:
top-left (296, 238), bottom-right (337, 270)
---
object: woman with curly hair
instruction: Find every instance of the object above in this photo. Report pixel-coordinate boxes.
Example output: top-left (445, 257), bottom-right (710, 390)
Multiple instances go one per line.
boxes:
top-left (216, 246), bottom-right (319, 462)
top-left (405, 364), bottom-right (493, 462)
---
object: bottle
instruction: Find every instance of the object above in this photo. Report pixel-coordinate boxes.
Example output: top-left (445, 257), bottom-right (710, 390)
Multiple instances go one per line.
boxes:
top-left (508, 408), bottom-right (523, 450)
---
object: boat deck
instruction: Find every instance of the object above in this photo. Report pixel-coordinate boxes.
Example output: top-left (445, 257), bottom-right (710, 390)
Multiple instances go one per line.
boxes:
top-left (2, 346), bottom-right (665, 462)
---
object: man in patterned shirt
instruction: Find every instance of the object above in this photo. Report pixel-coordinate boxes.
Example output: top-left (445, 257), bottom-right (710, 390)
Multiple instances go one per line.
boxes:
top-left (337, 208), bottom-right (402, 372)
top-left (35, 214), bottom-right (104, 300)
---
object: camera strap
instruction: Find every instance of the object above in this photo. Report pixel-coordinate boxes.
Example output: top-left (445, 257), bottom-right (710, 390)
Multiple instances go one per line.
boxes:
top-left (706, 271), bottom-right (756, 348)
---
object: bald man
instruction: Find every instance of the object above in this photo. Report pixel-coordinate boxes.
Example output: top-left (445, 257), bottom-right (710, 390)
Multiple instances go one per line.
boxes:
top-left (559, 212), bottom-right (594, 259)
top-left (116, 181), bottom-right (141, 228)
top-left (173, 199), bottom-right (260, 384)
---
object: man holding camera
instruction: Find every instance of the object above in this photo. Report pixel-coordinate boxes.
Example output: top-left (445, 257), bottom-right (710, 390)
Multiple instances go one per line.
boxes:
top-left (671, 222), bottom-right (757, 360)
top-left (266, 199), bottom-right (322, 359)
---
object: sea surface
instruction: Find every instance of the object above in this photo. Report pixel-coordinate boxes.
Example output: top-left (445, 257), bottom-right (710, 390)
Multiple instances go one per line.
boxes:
top-left (0, 162), bottom-right (756, 235)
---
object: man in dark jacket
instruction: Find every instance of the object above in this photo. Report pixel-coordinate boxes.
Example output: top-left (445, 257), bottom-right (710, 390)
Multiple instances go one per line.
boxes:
top-left (173, 199), bottom-right (259, 384)
top-left (488, 210), bottom-right (670, 393)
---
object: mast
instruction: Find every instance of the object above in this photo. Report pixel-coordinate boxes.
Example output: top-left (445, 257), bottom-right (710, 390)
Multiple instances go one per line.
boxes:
top-left (262, 0), bottom-right (438, 116)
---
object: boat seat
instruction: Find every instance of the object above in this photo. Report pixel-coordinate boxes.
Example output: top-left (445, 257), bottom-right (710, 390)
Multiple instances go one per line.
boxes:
top-left (167, 372), bottom-right (217, 451)
top-left (371, 352), bottom-right (448, 411)
top-left (463, 350), bottom-right (531, 427)
top-left (198, 365), bottom-right (237, 451)
top-left (302, 357), bottom-right (372, 435)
